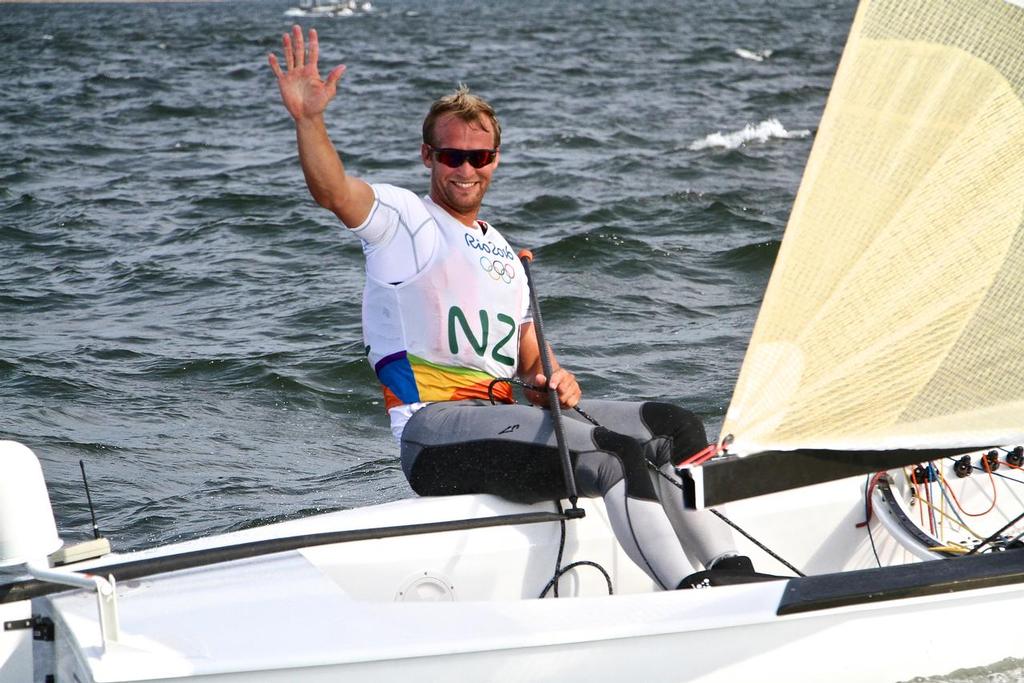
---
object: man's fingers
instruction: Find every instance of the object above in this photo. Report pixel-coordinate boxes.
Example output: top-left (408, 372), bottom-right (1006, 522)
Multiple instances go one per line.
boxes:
top-left (325, 64), bottom-right (346, 94)
top-left (268, 53), bottom-right (284, 79)
top-left (292, 25), bottom-right (305, 69)
top-left (547, 369), bottom-right (580, 408)
top-left (282, 33), bottom-right (294, 71)
top-left (308, 28), bottom-right (319, 72)
top-left (532, 370), bottom-right (579, 407)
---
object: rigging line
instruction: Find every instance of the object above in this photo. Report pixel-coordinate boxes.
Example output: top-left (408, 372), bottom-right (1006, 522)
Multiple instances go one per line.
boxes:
top-left (983, 463), bottom-right (1024, 486)
top-left (487, 376), bottom-right (603, 427)
top-left (539, 501), bottom-right (613, 598)
top-left (936, 468), bottom-right (990, 531)
top-left (911, 490), bottom-right (984, 540)
top-left (623, 488), bottom-right (670, 591)
top-left (929, 471), bottom-right (937, 540)
top-left (864, 474), bottom-right (882, 568)
top-left (942, 459), bottom-right (999, 518)
top-left (1004, 528), bottom-right (1024, 549)
top-left (546, 501), bottom-right (567, 598)
top-left (935, 472), bottom-right (974, 533)
top-left (910, 467), bottom-right (926, 528)
top-left (493, 365), bottom-right (799, 579)
top-left (964, 508), bottom-right (1024, 557)
top-left (647, 463), bottom-right (805, 578)
top-left (573, 403), bottom-right (803, 578)
top-left (938, 466), bottom-right (946, 541)
top-left (997, 460), bottom-right (1024, 475)
top-left (489, 382), bottom-right (688, 588)
top-left (856, 471), bottom-right (886, 528)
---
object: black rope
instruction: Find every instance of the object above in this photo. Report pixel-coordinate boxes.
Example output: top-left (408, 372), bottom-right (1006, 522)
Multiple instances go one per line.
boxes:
top-left (572, 404), bottom-right (601, 426)
top-left (557, 400), bottom-right (805, 578)
top-left (484, 379), bottom-right (613, 595)
top-left (865, 474), bottom-right (882, 568)
top-left (575, 404), bottom-right (805, 578)
top-left (540, 560), bottom-right (614, 598)
top-left (486, 376), bottom-right (537, 404)
top-left (487, 377), bottom-right (602, 427)
top-left (485, 380), bottom-right (800, 582)
top-left (648, 463), bottom-right (806, 577)
top-left (964, 508), bottom-right (1024, 556)
top-left (539, 501), bottom-right (614, 598)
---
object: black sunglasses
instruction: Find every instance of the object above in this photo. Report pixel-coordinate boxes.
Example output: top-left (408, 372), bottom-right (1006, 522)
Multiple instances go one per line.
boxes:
top-left (428, 147), bottom-right (498, 169)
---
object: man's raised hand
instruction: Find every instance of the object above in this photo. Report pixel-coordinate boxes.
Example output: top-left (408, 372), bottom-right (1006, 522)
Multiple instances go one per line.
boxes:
top-left (268, 26), bottom-right (345, 121)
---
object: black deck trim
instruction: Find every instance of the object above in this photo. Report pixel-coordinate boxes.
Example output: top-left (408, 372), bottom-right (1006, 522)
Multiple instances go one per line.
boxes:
top-left (777, 550), bottom-right (1024, 615)
top-left (0, 510), bottom-right (573, 604)
top-left (682, 447), bottom-right (980, 508)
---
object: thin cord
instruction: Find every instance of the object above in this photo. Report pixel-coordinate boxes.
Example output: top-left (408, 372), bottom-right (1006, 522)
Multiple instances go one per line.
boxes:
top-left (489, 379), bottom-right (802, 580)
top-left (482, 380), bottom-right (614, 595)
top-left (964, 508), bottom-right (1024, 556)
top-left (623, 492), bottom-right (670, 590)
top-left (571, 401), bottom-right (804, 578)
top-left (487, 376), bottom-right (603, 427)
top-left (648, 462), bottom-right (806, 577)
top-left (539, 501), bottom-right (613, 598)
top-left (864, 474), bottom-right (882, 568)
top-left (941, 457), bottom-right (999, 517)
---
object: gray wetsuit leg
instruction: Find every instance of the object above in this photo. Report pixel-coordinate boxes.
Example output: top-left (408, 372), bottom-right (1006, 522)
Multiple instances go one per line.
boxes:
top-left (400, 399), bottom-right (737, 588)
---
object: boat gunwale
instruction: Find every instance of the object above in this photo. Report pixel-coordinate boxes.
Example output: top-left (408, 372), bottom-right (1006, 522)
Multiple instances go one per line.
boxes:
top-left (0, 509), bottom-right (576, 604)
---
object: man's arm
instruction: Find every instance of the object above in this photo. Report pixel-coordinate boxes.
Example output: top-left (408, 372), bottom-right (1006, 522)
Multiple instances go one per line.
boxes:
top-left (518, 322), bottom-right (581, 408)
top-left (268, 26), bottom-right (374, 228)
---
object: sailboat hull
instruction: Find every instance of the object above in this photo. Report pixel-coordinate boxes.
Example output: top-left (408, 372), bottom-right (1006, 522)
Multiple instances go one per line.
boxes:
top-left (7, 475), bottom-right (1023, 682)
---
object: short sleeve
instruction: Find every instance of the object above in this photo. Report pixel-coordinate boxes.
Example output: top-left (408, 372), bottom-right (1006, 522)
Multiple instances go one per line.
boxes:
top-left (353, 184), bottom-right (439, 285)
top-left (350, 184), bottom-right (404, 246)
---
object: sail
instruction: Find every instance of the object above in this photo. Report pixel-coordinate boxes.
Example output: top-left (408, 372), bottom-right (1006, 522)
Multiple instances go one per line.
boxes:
top-left (721, 0), bottom-right (1024, 457)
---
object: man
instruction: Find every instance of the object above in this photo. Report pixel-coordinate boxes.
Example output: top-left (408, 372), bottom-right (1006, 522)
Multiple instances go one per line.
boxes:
top-left (269, 26), bottom-right (756, 589)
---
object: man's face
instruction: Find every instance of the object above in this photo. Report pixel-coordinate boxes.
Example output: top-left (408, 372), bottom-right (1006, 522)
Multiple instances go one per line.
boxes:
top-left (422, 113), bottom-right (499, 224)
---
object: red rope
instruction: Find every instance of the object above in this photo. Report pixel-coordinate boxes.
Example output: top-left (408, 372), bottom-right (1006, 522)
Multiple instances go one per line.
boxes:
top-left (676, 443), bottom-right (721, 467)
top-left (855, 471), bottom-right (887, 528)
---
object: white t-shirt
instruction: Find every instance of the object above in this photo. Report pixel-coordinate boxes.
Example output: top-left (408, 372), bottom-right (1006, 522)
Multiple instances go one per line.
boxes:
top-left (351, 184), bottom-right (532, 439)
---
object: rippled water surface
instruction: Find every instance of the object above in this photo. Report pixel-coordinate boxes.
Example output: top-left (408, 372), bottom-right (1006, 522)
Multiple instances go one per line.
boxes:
top-left (2, 0), bottom-right (855, 550)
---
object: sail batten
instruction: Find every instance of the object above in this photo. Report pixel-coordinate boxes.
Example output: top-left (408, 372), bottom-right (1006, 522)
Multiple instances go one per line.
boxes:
top-left (721, 0), bottom-right (1024, 459)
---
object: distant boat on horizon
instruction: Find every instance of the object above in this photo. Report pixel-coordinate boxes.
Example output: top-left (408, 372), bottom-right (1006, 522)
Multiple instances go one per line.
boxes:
top-left (285, 0), bottom-right (372, 18)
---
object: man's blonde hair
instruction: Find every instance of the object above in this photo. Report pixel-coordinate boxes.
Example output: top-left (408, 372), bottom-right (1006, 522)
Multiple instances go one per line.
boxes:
top-left (422, 84), bottom-right (501, 148)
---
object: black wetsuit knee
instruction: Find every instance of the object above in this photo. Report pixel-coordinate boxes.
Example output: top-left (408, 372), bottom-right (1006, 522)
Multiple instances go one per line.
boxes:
top-left (576, 427), bottom-right (658, 500)
top-left (639, 403), bottom-right (708, 466)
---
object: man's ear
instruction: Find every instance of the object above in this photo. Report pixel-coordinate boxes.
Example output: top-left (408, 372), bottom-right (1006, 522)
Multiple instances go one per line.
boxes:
top-left (421, 143), bottom-right (432, 168)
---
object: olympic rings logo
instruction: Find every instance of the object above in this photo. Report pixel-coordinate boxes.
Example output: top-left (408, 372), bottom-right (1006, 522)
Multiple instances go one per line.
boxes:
top-left (480, 256), bottom-right (516, 284)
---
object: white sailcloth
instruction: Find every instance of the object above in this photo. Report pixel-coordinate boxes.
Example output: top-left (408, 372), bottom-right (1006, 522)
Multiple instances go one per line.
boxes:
top-left (722, 0), bottom-right (1024, 456)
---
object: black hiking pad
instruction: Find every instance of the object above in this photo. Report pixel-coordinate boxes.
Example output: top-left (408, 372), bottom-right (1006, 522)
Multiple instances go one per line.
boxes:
top-left (777, 550), bottom-right (1024, 615)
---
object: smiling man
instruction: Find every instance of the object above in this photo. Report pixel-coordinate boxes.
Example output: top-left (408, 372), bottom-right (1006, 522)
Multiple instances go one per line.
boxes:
top-left (269, 26), bottom-right (761, 590)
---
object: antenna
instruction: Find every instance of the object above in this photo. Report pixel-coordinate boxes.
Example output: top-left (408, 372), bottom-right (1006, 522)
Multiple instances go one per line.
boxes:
top-left (48, 460), bottom-right (113, 566)
top-left (80, 459), bottom-right (101, 540)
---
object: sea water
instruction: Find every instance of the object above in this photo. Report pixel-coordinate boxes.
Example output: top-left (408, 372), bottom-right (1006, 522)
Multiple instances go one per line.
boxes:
top-left (2, 0), bottom-right (845, 552)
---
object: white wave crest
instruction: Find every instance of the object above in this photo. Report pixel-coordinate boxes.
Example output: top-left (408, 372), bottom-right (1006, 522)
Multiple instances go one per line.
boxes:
top-left (689, 118), bottom-right (810, 151)
top-left (735, 48), bottom-right (773, 62)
